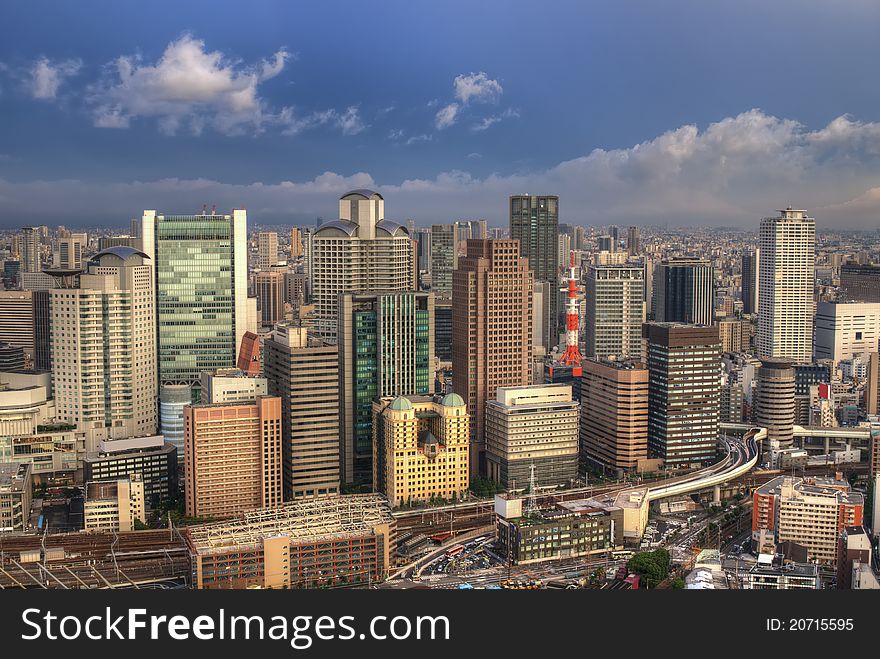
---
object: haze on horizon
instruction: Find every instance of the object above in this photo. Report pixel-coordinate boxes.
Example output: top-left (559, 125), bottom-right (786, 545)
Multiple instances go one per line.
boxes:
top-left (1, 0), bottom-right (880, 229)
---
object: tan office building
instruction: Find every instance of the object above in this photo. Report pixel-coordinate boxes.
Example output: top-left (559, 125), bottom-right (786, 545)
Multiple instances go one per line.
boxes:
top-left (372, 394), bottom-right (470, 507)
top-left (84, 474), bottom-right (145, 533)
top-left (184, 397), bottom-right (282, 519)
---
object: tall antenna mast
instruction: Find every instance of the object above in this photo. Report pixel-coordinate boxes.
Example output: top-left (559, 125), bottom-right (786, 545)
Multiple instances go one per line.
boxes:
top-left (525, 464), bottom-right (539, 516)
top-left (558, 250), bottom-right (583, 369)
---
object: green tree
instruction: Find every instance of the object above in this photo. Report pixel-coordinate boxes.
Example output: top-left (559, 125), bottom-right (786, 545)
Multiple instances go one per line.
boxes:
top-left (671, 577), bottom-right (685, 589)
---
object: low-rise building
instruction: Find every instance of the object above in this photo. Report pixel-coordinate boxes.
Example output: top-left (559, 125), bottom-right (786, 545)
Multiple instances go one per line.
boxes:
top-left (83, 436), bottom-right (178, 508)
top-left (83, 474), bottom-right (145, 533)
top-left (742, 553), bottom-right (820, 589)
top-left (0, 462), bottom-right (32, 532)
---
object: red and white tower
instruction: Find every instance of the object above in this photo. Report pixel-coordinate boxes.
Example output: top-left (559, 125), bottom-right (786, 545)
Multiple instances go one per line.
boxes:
top-left (558, 251), bottom-right (583, 373)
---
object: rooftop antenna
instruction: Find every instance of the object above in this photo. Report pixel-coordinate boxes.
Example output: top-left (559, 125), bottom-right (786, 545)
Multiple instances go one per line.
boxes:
top-left (558, 250), bottom-right (584, 370)
top-left (525, 464), bottom-right (539, 516)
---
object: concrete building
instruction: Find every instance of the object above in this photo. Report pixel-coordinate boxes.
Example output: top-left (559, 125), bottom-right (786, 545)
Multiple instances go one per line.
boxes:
top-left (434, 296), bottom-right (453, 362)
top-left (837, 526), bottom-right (873, 589)
top-left (717, 317), bottom-right (749, 354)
top-left (200, 368), bottom-right (267, 404)
top-left (338, 291), bottom-right (434, 487)
top-left (50, 247), bottom-right (157, 452)
top-left (452, 239), bottom-right (533, 475)
top-left (254, 269), bottom-right (286, 328)
top-left (19, 227), bottom-right (41, 273)
top-left (580, 358), bottom-right (649, 474)
top-left (185, 494), bottom-right (395, 589)
top-left (757, 208), bottom-right (816, 361)
top-left (310, 190), bottom-right (414, 343)
top-left (54, 233), bottom-right (86, 270)
top-left (430, 224), bottom-right (455, 296)
top-left (184, 397), bottom-right (283, 519)
top-left (284, 270), bottom-right (306, 308)
top-left (485, 384), bottom-right (579, 490)
top-left (866, 353), bottom-right (880, 416)
top-left (372, 394), bottom-right (469, 507)
top-left (585, 264), bottom-right (645, 359)
top-left (257, 231), bottom-right (278, 270)
top-left (290, 227), bottom-right (303, 259)
top-left (741, 249), bottom-right (759, 315)
top-left (652, 258), bottom-right (715, 326)
top-left (0, 462), bottom-right (32, 532)
top-left (752, 475), bottom-right (864, 566)
top-left (814, 301), bottom-right (880, 364)
top-left (83, 436), bottom-right (178, 509)
top-left (742, 553), bottom-right (820, 589)
top-left (627, 226), bottom-right (641, 256)
top-left (84, 474), bottom-right (145, 533)
top-left (263, 324), bottom-right (340, 499)
top-left (840, 263), bottom-right (880, 303)
top-left (754, 359), bottom-right (796, 448)
top-left (0, 291), bottom-right (35, 361)
top-left (644, 323), bottom-right (721, 467)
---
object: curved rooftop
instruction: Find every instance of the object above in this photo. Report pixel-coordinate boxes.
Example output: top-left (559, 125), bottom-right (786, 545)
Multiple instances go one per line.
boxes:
top-left (441, 392), bottom-right (465, 408)
top-left (341, 189), bottom-right (384, 200)
top-left (387, 396), bottom-right (413, 412)
top-left (91, 246), bottom-right (150, 261)
top-left (313, 220), bottom-right (358, 237)
top-left (375, 220), bottom-right (409, 237)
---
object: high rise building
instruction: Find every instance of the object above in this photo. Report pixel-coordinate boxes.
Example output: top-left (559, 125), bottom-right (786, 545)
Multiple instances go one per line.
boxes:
top-left (139, 209), bottom-right (249, 393)
top-left (338, 291), bottom-right (433, 486)
top-left (644, 323), bottom-right (721, 467)
top-left (757, 208), bottom-right (816, 361)
top-left (83, 436), bottom-right (178, 509)
top-left (814, 301), bottom-right (880, 364)
top-left (254, 269), bottom-right (286, 328)
top-left (627, 226), bottom-right (641, 256)
top-left (741, 249), bottom-right (759, 315)
top-left (580, 358), bottom-right (649, 474)
top-left (50, 247), bottom-right (157, 451)
top-left (236, 331), bottom-right (261, 376)
top-left (263, 324), bottom-right (340, 499)
top-left (284, 270), bottom-right (307, 308)
top-left (257, 231), bottom-right (279, 270)
top-left (652, 258), bottom-right (715, 326)
top-left (754, 358), bottom-right (796, 448)
top-left (310, 190), bottom-right (414, 343)
top-left (32, 290), bottom-right (51, 371)
top-left (430, 224), bottom-right (455, 295)
top-left (372, 394), bottom-right (470, 507)
top-left (584, 264), bottom-right (645, 359)
top-left (485, 384), bottom-right (579, 490)
top-left (0, 291), bottom-right (35, 362)
top-left (839, 263), bottom-right (880, 303)
top-left (509, 195), bottom-right (559, 348)
top-left (290, 227), bottom-right (303, 259)
top-left (434, 296), bottom-right (453, 362)
top-left (184, 396), bottom-right (282, 519)
top-left (452, 239), bottom-right (532, 475)
top-left (19, 227), bottom-right (41, 273)
top-left (55, 233), bottom-right (86, 270)
top-left (200, 368), bottom-right (267, 404)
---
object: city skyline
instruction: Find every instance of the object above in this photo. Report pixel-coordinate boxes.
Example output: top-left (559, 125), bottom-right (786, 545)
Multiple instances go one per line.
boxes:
top-left (2, 2), bottom-right (880, 228)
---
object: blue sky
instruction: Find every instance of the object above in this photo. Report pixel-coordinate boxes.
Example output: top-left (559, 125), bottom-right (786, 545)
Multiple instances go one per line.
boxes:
top-left (2, 0), bottom-right (880, 228)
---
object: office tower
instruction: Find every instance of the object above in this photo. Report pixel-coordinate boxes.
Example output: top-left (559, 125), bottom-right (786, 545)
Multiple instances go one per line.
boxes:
top-left (742, 249), bottom-right (759, 314)
top-left (753, 358), bottom-right (796, 448)
top-left (532, 281), bottom-right (551, 355)
top-left (263, 324), bottom-right (340, 499)
top-left (84, 475), bottom-right (146, 532)
top-left (814, 301), bottom-right (880, 363)
top-left (184, 396), bottom-right (282, 519)
top-left (310, 190), bottom-right (414, 343)
top-left (159, 384), bottom-right (190, 459)
top-left (510, 195), bottom-right (559, 348)
top-left (597, 235), bottom-right (614, 253)
top-left (284, 270), bottom-right (306, 308)
top-left (255, 269), bottom-right (286, 328)
top-left (0, 291), bottom-right (35, 361)
top-left (485, 384), bottom-right (579, 489)
top-left (32, 290), bottom-right (51, 371)
top-left (474, 219), bottom-right (488, 239)
top-left (19, 227), bottom-right (41, 273)
top-left (584, 264), bottom-right (645, 359)
top-left (372, 393), bottom-right (470, 506)
top-left (627, 226), bottom-right (641, 256)
top-left (652, 258), bottom-right (715, 326)
top-left (840, 263), bottom-right (880, 303)
top-left (558, 232), bottom-right (571, 272)
top-left (867, 352), bottom-right (880, 416)
top-left (257, 231), bottom-right (279, 270)
top-left (573, 226), bottom-right (587, 252)
top-left (452, 239), bottom-right (533, 475)
top-left (338, 292), bottom-right (434, 486)
top-left (50, 247), bottom-right (157, 451)
top-left (83, 436), bottom-right (178, 508)
top-left (717, 317), bottom-right (749, 353)
top-left (55, 233), bottom-right (86, 270)
top-left (430, 224), bottom-right (455, 295)
top-left (414, 227), bottom-right (432, 275)
top-left (200, 368), bottom-right (267, 404)
top-left (236, 331), bottom-right (261, 376)
top-left (434, 296), bottom-right (453, 362)
top-left (644, 323), bottom-right (721, 467)
top-left (290, 227), bottom-right (303, 259)
top-left (0, 343), bottom-right (24, 371)
top-left (720, 372), bottom-right (745, 423)
top-left (140, 209), bottom-right (248, 395)
top-left (753, 475), bottom-right (863, 566)
top-left (609, 225), bottom-right (620, 248)
top-left (580, 358), bottom-right (649, 474)
top-left (98, 236), bottom-right (135, 251)
top-left (757, 208), bottom-right (816, 361)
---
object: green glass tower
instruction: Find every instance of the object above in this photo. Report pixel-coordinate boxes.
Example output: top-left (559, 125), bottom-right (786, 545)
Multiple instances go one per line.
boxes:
top-left (339, 291), bottom-right (434, 486)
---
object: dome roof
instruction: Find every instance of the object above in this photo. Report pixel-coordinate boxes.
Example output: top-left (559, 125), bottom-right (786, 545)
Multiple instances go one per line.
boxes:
top-left (92, 246), bottom-right (150, 261)
top-left (341, 189), bottom-right (384, 200)
top-left (387, 396), bottom-right (412, 411)
top-left (441, 392), bottom-right (465, 408)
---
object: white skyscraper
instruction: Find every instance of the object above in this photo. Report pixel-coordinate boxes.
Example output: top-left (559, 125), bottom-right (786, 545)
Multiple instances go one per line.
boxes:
top-left (51, 247), bottom-right (158, 452)
top-left (310, 190), bottom-right (415, 343)
top-left (757, 208), bottom-right (816, 362)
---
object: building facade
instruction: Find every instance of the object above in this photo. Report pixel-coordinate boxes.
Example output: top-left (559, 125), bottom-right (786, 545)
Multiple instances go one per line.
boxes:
top-left (585, 264), bottom-right (645, 359)
top-left (652, 258), bottom-right (715, 326)
top-left (814, 301), bottom-right (880, 364)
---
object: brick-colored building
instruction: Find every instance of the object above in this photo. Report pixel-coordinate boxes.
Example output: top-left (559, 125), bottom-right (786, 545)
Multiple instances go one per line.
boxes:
top-left (184, 397), bottom-right (282, 519)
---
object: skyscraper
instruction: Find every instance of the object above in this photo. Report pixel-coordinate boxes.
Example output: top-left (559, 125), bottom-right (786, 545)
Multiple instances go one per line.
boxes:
top-left (584, 264), bottom-right (645, 359)
top-left (50, 247), bottom-right (157, 451)
top-left (338, 291), bottom-right (434, 486)
top-left (509, 195), bottom-right (559, 349)
top-left (55, 233), bottom-right (87, 270)
top-left (741, 249), bottom-right (759, 314)
top-left (627, 226), bottom-right (641, 256)
top-left (254, 269), bottom-right (286, 328)
top-left (19, 227), bottom-right (41, 273)
top-left (757, 208), bottom-right (816, 361)
top-left (452, 239), bottom-right (532, 475)
top-left (644, 323), bottom-right (721, 467)
top-left (257, 231), bottom-right (278, 270)
top-left (430, 224), bottom-right (455, 295)
top-left (652, 258), bottom-right (715, 326)
top-left (754, 358), bottom-right (796, 448)
top-left (310, 190), bottom-right (414, 343)
top-left (290, 227), bottom-right (303, 259)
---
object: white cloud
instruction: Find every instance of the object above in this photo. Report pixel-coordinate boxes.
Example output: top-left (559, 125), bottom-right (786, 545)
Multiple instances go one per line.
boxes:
top-left (6, 110), bottom-right (880, 229)
top-left (387, 128), bottom-right (404, 141)
top-left (29, 57), bottom-right (82, 99)
top-left (277, 105), bottom-right (365, 136)
top-left (88, 34), bottom-right (289, 134)
top-left (472, 108), bottom-right (520, 132)
top-left (453, 72), bottom-right (502, 104)
top-left (406, 133), bottom-right (432, 145)
top-left (434, 102), bottom-right (459, 129)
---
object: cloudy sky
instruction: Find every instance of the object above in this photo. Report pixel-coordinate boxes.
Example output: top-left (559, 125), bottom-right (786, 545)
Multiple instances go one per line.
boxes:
top-left (1, 0), bottom-right (880, 229)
